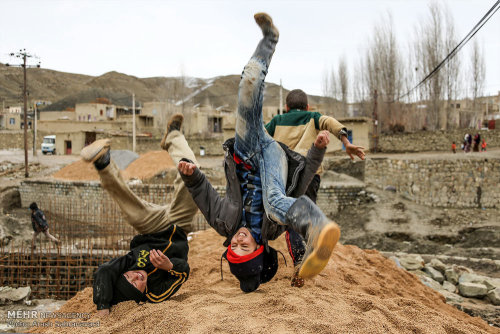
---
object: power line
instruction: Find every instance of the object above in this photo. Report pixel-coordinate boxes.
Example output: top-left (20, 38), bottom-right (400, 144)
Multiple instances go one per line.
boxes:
top-left (398, 0), bottom-right (500, 101)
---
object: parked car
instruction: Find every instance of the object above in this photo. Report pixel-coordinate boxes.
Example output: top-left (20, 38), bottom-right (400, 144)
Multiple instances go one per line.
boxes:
top-left (41, 135), bottom-right (56, 155)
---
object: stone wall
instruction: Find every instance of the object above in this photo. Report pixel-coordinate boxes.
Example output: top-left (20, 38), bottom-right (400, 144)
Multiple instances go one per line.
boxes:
top-left (0, 131), bottom-right (45, 150)
top-left (19, 179), bottom-right (365, 232)
top-left (377, 128), bottom-right (499, 153)
top-left (365, 157), bottom-right (500, 208)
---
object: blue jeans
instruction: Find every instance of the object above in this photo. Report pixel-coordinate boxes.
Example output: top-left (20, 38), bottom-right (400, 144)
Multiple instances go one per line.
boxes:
top-left (234, 33), bottom-right (295, 224)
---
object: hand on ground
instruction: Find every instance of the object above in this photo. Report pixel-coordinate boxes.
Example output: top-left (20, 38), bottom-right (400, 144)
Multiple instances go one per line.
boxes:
top-left (345, 143), bottom-right (366, 160)
top-left (314, 130), bottom-right (330, 149)
top-left (178, 161), bottom-right (196, 176)
top-left (150, 249), bottom-right (173, 271)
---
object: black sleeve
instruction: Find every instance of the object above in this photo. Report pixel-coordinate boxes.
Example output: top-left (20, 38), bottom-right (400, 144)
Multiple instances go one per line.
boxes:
top-left (93, 254), bottom-right (132, 310)
top-left (145, 258), bottom-right (189, 303)
top-left (180, 167), bottom-right (234, 237)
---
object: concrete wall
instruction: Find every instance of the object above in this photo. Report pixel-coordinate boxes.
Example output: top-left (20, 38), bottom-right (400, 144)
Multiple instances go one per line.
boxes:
top-left (377, 128), bottom-right (499, 153)
top-left (365, 157), bottom-right (500, 208)
top-left (39, 111), bottom-right (76, 121)
top-left (75, 103), bottom-right (115, 122)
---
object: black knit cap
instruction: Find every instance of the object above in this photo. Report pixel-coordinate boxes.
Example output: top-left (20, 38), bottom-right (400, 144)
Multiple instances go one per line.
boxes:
top-left (111, 275), bottom-right (147, 306)
top-left (29, 202), bottom-right (38, 210)
top-left (223, 245), bottom-right (279, 293)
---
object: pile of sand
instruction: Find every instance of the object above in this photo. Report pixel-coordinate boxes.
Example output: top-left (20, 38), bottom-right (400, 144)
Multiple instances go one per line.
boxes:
top-left (29, 229), bottom-right (496, 334)
top-left (52, 150), bottom-right (175, 181)
top-left (122, 151), bottom-right (175, 180)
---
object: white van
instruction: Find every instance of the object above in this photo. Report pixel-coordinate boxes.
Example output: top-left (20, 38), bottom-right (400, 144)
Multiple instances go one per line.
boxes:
top-left (41, 135), bottom-right (56, 155)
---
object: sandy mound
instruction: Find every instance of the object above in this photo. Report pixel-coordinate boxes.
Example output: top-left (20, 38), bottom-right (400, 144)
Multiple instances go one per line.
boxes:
top-left (122, 151), bottom-right (175, 180)
top-left (52, 151), bottom-right (175, 181)
top-left (52, 159), bottom-right (99, 181)
top-left (29, 229), bottom-right (496, 334)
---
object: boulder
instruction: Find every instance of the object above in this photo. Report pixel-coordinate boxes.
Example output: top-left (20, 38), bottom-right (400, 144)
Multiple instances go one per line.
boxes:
top-left (419, 276), bottom-right (442, 292)
top-left (487, 288), bottom-right (500, 306)
top-left (399, 254), bottom-right (424, 271)
top-left (458, 273), bottom-right (488, 285)
top-left (483, 278), bottom-right (500, 291)
top-left (445, 265), bottom-right (472, 285)
top-left (458, 282), bottom-right (488, 298)
top-left (424, 265), bottom-right (444, 283)
top-left (440, 290), bottom-right (464, 304)
top-left (0, 286), bottom-right (31, 304)
top-left (442, 281), bottom-right (456, 293)
top-left (429, 259), bottom-right (447, 274)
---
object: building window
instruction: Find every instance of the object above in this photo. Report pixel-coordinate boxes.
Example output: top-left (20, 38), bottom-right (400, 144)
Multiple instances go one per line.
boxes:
top-left (456, 103), bottom-right (460, 109)
top-left (209, 117), bottom-right (223, 133)
top-left (100, 110), bottom-right (103, 116)
top-left (9, 118), bottom-right (15, 125)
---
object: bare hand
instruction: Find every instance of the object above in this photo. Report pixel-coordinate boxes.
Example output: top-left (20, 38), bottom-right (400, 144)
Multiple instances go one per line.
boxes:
top-left (314, 130), bottom-right (330, 149)
top-left (345, 143), bottom-right (366, 160)
top-left (150, 249), bottom-right (173, 271)
top-left (178, 161), bottom-right (196, 176)
top-left (96, 309), bottom-right (109, 317)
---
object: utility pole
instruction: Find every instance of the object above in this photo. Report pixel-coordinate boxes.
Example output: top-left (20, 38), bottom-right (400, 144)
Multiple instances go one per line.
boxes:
top-left (279, 79), bottom-right (283, 115)
top-left (372, 89), bottom-right (378, 153)
top-left (6, 49), bottom-right (40, 178)
top-left (33, 102), bottom-right (37, 156)
top-left (132, 93), bottom-right (136, 153)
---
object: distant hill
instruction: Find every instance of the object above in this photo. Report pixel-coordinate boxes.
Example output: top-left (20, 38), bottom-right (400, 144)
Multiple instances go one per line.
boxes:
top-left (0, 63), bottom-right (329, 111)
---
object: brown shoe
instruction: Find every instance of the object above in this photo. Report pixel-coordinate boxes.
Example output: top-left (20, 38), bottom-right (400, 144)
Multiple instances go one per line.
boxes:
top-left (254, 12), bottom-right (279, 39)
top-left (298, 222), bottom-right (340, 279)
top-left (80, 139), bottom-right (111, 163)
top-left (161, 113), bottom-right (184, 150)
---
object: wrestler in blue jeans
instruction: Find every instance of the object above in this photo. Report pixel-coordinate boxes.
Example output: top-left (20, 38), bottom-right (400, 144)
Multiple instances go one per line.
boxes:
top-left (233, 14), bottom-right (341, 279)
top-left (179, 13), bottom-right (340, 281)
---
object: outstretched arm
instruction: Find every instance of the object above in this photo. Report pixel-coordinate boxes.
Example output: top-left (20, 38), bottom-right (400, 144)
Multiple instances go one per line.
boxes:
top-left (178, 161), bottom-right (234, 237)
top-left (340, 135), bottom-right (365, 161)
top-left (318, 115), bottom-right (365, 160)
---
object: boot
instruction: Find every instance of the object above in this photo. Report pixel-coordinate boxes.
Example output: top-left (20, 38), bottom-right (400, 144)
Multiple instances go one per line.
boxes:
top-left (160, 113), bottom-right (184, 151)
top-left (285, 195), bottom-right (340, 279)
top-left (80, 139), bottom-right (111, 170)
top-left (252, 13), bottom-right (279, 68)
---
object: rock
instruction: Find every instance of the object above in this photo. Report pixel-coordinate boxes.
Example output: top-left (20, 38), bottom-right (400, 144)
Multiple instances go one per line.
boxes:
top-left (429, 259), bottom-right (447, 274)
top-left (445, 265), bottom-right (472, 285)
top-left (424, 265), bottom-right (444, 283)
top-left (399, 254), bottom-right (424, 271)
top-left (458, 273), bottom-right (488, 285)
top-left (487, 288), bottom-right (500, 305)
top-left (442, 281), bottom-right (456, 293)
top-left (0, 286), bottom-right (31, 303)
top-left (483, 278), bottom-right (500, 291)
top-left (440, 290), bottom-right (464, 304)
top-left (458, 282), bottom-right (488, 298)
top-left (420, 276), bottom-right (442, 292)
top-left (384, 185), bottom-right (397, 192)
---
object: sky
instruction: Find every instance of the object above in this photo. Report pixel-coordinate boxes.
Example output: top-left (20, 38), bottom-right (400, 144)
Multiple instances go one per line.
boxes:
top-left (1, 0), bottom-right (499, 99)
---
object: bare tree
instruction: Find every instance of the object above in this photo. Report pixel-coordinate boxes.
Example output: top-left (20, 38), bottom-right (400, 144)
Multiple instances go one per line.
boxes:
top-left (443, 5), bottom-right (462, 129)
top-left (469, 39), bottom-right (485, 129)
top-left (414, 2), bottom-right (445, 130)
top-left (338, 56), bottom-right (349, 117)
top-left (364, 11), bottom-right (404, 131)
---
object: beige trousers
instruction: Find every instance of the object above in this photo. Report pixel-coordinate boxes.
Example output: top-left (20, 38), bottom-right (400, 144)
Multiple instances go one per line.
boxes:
top-left (98, 130), bottom-right (199, 234)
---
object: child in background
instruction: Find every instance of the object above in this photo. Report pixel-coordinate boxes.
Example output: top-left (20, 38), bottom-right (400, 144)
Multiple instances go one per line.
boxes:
top-left (451, 141), bottom-right (456, 154)
top-left (481, 139), bottom-right (487, 152)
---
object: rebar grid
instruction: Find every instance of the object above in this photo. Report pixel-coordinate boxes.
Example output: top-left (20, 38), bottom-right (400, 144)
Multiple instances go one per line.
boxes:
top-left (0, 239), bottom-right (126, 299)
